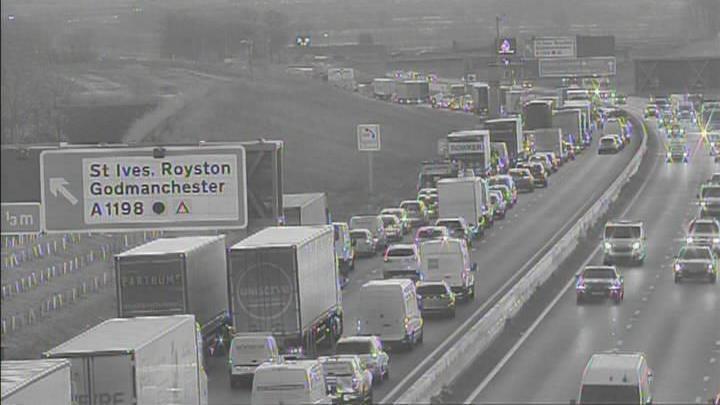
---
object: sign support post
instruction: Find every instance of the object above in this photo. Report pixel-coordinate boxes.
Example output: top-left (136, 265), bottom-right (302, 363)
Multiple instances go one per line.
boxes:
top-left (357, 124), bottom-right (381, 209)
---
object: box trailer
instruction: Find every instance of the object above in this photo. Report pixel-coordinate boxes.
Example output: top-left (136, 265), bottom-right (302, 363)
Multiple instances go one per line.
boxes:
top-left (115, 236), bottom-right (228, 355)
top-left (44, 315), bottom-right (207, 405)
top-left (561, 100), bottom-right (594, 145)
top-left (447, 130), bottom-right (492, 176)
top-left (228, 226), bottom-right (342, 355)
top-left (528, 128), bottom-right (565, 161)
top-left (396, 80), bottom-right (429, 104)
top-left (437, 176), bottom-right (491, 234)
top-left (484, 117), bottom-right (524, 165)
top-left (553, 109), bottom-right (583, 150)
top-left (283, 193), bottom-right (329, 225)
top-left (523, 100), bottom-right (554, 130)
top-left (470, 82), bottom-right (490, 117)
top-left (1, 359), bottom-right (72, 405)
top-left (372, 78), bottom-right (396, 100)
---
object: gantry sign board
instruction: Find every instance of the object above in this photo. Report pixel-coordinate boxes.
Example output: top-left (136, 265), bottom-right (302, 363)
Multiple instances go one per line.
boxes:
top-left (357, 124), bottom-right (381, 151)
top-left (539, 57), bottom-right (616, 78)
top-left (40, 145), bottom-right (247, 233)
top-left (533, 36), bottom-right (576, 59)
top-left (1, 203), bottom-right (41, 235)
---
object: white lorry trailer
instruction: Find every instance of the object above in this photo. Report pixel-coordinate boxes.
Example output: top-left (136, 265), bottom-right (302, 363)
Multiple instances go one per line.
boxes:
top-left (396, 80), bottom-right (429, 104)
top-left (227, 226), bottom-right (343, 356)
top-left (470, 82), bottom-right (490, 117)
top-left (561, 100), bottom-right (594, 145)
top-left (552, 109), bottom-right (583, 151)
top-left (447, 130), bottom-right (492, 177)
top-left (372, 78), bottom-right (395, 100)
top-left (484, 117), bottom-right (524, 166)
top-left (1, 359), bottom-right (72, 405)
top-left (114, 236), bottom-right (229, 356)
top-left (44, 315), bottom-right (208, 405)
top-left (437, 176), bottom-right (491, 236)
top-left (529, 128), bottom-right (565, 161)
top-left (283, 193), bottom-right (329, 225)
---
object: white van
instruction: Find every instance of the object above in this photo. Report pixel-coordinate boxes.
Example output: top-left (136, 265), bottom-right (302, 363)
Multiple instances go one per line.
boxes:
top-left (576, 352), bottom-right (653, 405)
top-left (251, 360), bottom-right (332, 405)
top-left (228, 334), bottom-right (280, 388)
top-left (419, 238), bottom-right (477, 299)
top-left (356, 279), bottom-right (424, 349)
top-left (350, 215), bottom-right (388, 249)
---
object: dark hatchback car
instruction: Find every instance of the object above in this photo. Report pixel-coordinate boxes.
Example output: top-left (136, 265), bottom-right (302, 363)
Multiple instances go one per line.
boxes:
top-left (575, 266), bottom-right (624, 304)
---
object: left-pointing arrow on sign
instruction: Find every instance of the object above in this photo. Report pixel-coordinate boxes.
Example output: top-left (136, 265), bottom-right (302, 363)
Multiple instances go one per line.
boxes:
top-left (49, 177), bottom-right (78, 205)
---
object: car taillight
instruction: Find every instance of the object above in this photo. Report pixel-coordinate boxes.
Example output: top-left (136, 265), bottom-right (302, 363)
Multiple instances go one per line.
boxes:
top-left (576, 277), bottom-right (586, 289)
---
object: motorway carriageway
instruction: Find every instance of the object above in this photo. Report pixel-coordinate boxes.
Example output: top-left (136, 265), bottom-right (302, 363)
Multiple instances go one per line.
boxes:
top-left (206, 108), bottom-right (644, 404)
top-left (454, 109), bottom-right (719, 403)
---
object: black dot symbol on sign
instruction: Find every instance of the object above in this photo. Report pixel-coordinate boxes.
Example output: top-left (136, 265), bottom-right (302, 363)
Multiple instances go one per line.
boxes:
top-left (152, 202), bottom-right (166, 215)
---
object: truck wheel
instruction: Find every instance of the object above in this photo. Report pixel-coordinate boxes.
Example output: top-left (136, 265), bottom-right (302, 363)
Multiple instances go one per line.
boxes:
top-left (417, 328), bottom-right (424, 344)
top-left (350, 256), bottom-right (356, 271)
top-left (674, 275), bottom-right (681, 284)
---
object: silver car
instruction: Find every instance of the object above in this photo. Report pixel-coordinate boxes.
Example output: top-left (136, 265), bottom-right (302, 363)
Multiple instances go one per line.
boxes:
top-left (686, 217), bottom-right (720, 253)
top-left (416, 280), bottom-right (456, 318)
top-left (603, 220), bottom-right (647, 266)
top-left (335, 336), bottom-right (390, 383)
top-left (318, 355), bottom-right (373, 404)
top-left (350, 229), bottom-right (377, 257)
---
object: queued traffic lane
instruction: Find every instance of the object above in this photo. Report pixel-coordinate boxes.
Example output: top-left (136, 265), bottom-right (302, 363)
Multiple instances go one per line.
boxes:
top-left (207, 112), bottom-right (644, 404)
top-left (462, 118), bottom-right (720, 403)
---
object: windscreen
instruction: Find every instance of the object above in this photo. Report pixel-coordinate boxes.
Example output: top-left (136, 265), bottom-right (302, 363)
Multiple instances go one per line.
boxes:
top-left (680, 247), bottom-right (712, 260)
top-left (701, 186), bottom-right (720, 198)
top-left (418, 228), bottom-right (444, 239)
top-left (336, 341), bottom-right (372, 355)
top-left (583, 268), bottom-right (615, 279)
top-left (579, 385), bottom-right (640, 404)
top-left (322, 362), bottom-right (354, 376)
top-left (350, 217), bottom-right (376, 230)
top-left (417, 284), bottom-right (448, 295)
top-left (350, 230), bottom-right (368, 240)
top-left (436, 220), bottom-right (461, 231)
top-left (605, 225), bottom-right (641, 239)
top-left (387, 247), bottom-right (415, 257)
top-left (601, 137), bottom-right (616, 146)
top-left (382, 216), bottom-right (397, 226)
top-left (401, 202), bottom-right (421, 213)
top-left (690, 222), bottom-right (719, 234)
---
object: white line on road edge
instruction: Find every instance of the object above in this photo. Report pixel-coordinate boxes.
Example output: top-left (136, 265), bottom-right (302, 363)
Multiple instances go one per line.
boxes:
top-left (392, 109), bottom-right (649, 404)
top-left (463, 116), bottom-right (658, 403)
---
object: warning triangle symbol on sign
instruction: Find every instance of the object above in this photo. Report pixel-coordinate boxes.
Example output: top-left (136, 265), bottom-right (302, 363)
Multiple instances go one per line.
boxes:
top-left (176, 201), bottom-right (190, 215)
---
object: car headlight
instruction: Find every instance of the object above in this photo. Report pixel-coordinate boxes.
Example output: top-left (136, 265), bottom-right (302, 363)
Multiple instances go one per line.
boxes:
top-left (674, 263), bottom-right (682, 272)
top-left (708, 263), bottom-right (714, 272)
top-left (687, 237), bottom-right (694, 244)
top-left (666, 152), bottom-right (671, 158)
top-left (632, 242), bottom-right (641, 250)
top-left (604, 242), bottom-right (612, 251)
top-left (713, 238), bottom-right (720, 244)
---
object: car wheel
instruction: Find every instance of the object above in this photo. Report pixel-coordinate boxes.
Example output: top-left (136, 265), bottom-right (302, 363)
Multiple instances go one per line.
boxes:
top-left (674, 274), bottom-right (681, 283)
top-left (710, 273), bottom-right (717, 283)
top-left (576, 295), bottom-right (584, 305)
top-left (448, 307), bottom-right (456, 318)
top-left (350, 256), bottom-right (356, 271)
top-left (417, 328), bottom-right (424, 344)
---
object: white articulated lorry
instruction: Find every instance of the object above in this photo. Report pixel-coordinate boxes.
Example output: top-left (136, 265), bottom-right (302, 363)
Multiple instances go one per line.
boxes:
top-left (1, 359), bottom-right (72, 405)
top-left (529, 128), bottom-right (565, 161)
top-left (114, 236), bottom-right (229, 356)
top-left (227, 226), bottom-right (343, 356)
top-left (283, 192), bottom-right (329, 225)
top-left (437, 176), bottom-right (491, 236)
top-left (44, 315), bottom-right (208, 405)
top-left (552, 108), bottom-right (583, 151)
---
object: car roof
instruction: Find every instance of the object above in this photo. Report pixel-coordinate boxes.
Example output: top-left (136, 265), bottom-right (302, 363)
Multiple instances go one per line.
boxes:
top-left (690, 218), bottom-right (717, 224)
top-left (416, 280), bottom-right (450, 288)
top-left (583, 265), bottom-right (618, 273)
top-left (436, 217), bottom-right (465, 223)
top-left (606, 220), bottom-right (643, 227)
top-left (337, 336), bottom-right (379, 345)
top-left (387, 243), bottom-right (416, 250)
top-left (583, 352), bottom-right (646, 385)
